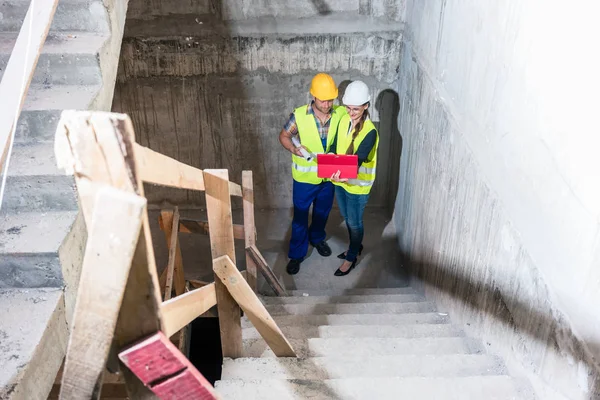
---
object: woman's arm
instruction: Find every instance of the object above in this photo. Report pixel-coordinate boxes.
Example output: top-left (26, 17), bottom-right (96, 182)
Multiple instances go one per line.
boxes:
top-left (355, 129), bottom-right (377, 165)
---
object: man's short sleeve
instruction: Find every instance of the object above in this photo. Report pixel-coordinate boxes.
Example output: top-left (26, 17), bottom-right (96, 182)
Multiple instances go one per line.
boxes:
top-left (283, 112), bottom-right (299, 137)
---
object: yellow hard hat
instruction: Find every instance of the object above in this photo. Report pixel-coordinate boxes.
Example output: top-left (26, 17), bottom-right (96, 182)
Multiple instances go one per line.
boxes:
top-left (309, 73), bottom-right (338, 101)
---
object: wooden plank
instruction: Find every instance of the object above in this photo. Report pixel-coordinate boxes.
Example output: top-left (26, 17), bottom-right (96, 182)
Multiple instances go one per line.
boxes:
top-left (203, 169), bottom-right (242, 358)
top-left (59, 187), bottom-right (146, 399)
top-left (118, 331), bottom-right (219, 400)
top-left (134, 143), bottom-right (242, 196)
top-left (246, 245), bottom-right (287, 296)
top-left (159, 215), bottom-right (246, 239)
top-left (242, 171), bottom-right (258, 291)
top-left (163, 207), bottom-right (180, 301)
top-left (157, 211), bottom-right (186, 297)
top-left (189, 279), bottom-right (211, 288)
top-left (160, 283), bottom-right (217, 337)
top-left (55, 111), bottom-right (164, 398)
top-left (134, 143), bottom-right (205, 191)
top-left (0, 0), bottom-right (58, 171)
top-left (213, 255), bottom-right (296, 357)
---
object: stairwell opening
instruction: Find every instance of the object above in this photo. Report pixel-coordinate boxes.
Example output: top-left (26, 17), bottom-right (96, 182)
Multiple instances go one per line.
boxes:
top-left (188, 316), bottom-right (223, 385)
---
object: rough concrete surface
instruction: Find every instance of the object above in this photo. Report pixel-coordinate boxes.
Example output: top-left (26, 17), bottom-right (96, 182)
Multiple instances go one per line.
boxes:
top-left (114, 2), bottom-right (404, 209)
top-left (148, 208), bottom-right (409, 292)
top-left (0, 289), bottom-right (67, 400)
top-left (221, 354), bottom-right (507, 380)
top-left (396, 0), bottom-right (600, 398)
top-left (215, 376), bottom-right (531, 399)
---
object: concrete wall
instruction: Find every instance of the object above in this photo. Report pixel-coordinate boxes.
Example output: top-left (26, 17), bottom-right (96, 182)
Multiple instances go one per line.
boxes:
top-left (112, 0), bottom-right (404, 209)
top-left (395, 0), bottom-right (600, 398)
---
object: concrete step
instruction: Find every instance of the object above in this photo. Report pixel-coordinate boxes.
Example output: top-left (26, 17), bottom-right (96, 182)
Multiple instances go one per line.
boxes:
top-left (286, 287), bottom-right (417, 297)
top-left (7, 142), bottom-right (63, 176)
top-left (0, 211), bottom-right (77, 287)
top-left (261, 293), bottom-right (425, 305)
top-left (0, 288), bottom-right (67, 399)
top-left (264, 301), bottom-right (437, 316)
top-left (243, 337), bottom-right (484, 358)
top-left (221, 354), bottom-right (508, 380)
top-left (240, 312), bottom-right (450, 328)
top-left (215, 376), bottom-right (532, 400)
top-left (242, 324), bottom-right (463, 340)
top-left (1, 174), bottom-right (77, 213)
top-left (0, 0), bottom-right (109, 33)
top-left (0, 32), bottom-right (106, 85)
top-left (15, 84), bottom-right (101, 142)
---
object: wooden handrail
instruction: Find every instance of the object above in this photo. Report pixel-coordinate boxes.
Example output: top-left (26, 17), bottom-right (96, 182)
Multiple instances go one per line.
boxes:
top-left (0, 0), bottom-right (58, 204)
top-left (213, 255), bottom-right (296, 357)
top-left (134, 143), bottom-right (243, 196)
top-left (161, 283), bottom-right (217, 338)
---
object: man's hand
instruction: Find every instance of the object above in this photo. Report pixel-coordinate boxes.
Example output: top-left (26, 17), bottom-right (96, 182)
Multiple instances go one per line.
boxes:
top-left (330, 170), bottom-right (348, 183)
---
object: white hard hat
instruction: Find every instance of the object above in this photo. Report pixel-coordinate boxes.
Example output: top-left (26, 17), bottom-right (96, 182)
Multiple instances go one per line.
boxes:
top-left (342, 80), bottom-right (371, 106)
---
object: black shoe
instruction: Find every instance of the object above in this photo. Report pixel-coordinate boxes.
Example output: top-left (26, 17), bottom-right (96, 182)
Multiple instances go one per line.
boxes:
top-left (313, 241), bottom-right (332, 257)
top-left (286, 259), bottom-right (302, 275)
top-left (337, 244), bottom-right (364, 259)
top-left (334, 259), bottom-right (358, 276)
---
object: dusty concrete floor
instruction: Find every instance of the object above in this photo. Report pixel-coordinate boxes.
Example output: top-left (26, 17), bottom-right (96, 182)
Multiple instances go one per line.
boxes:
top-left (148, 207), bottom-right (409, 294)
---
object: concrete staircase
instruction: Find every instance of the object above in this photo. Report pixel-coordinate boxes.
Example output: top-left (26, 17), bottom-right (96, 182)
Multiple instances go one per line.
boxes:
top-left (0, 1), bottom-right (126, 398)
top-left (215, 288), bottom-right (534, 399)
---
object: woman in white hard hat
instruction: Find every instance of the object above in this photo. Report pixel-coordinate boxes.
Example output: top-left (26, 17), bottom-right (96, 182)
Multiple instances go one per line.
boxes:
top-left (329, 80), bottom-right (379, 276)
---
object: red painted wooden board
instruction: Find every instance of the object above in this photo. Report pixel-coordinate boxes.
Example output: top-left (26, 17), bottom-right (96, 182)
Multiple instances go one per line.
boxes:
top-left (119, 331), bottom-right (219, 399)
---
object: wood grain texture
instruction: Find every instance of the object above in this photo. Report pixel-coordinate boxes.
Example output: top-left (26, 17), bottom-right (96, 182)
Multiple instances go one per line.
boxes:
top-left (213, 255), bottom-right (296, 357)
top-left (246, 245), bottom-right (287, 296)
top-left (203, 169), bottom-right (242, 358)
top-left (161, 283), bottom-right (217, 337)
top-left (163, 207), bottom-right (180, 301)
top-left (242, 171), bottom-right (257, 291)
top-left (158, 210), bottom-right (186, 297)
top-left (119, 331), bottom-right (219, 399)
top-left (59, 187), bottom-right (145, 399)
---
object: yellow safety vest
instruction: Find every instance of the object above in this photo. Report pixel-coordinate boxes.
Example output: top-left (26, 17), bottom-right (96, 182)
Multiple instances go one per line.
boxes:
top-left (333, 115), bottom-right (379, 195)
top-left (292, 105), bottom-right (346, 185)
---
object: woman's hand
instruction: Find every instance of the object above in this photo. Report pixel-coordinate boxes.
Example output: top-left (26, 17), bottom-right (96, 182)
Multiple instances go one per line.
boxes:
top-left (330, 170), bottom-right (348, 183)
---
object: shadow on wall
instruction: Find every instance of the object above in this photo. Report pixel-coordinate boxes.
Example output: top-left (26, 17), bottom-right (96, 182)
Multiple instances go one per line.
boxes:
top-left (337, 83), bottom-right (403, 215)
top-left (398, 250), bottom-right (600, 398)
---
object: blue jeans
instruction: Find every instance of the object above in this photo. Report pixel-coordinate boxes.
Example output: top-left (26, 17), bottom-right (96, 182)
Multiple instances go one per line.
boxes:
top-left (335, 186), bottom-right (369, 262)
top-left (288, 180), bottom-right (335, 260)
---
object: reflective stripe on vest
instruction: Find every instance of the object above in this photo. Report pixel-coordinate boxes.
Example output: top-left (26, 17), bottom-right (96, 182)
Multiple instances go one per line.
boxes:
top-left (291, 104), bottom-right (346, 185)
top-left (333, 115), bottom-right (379, 195)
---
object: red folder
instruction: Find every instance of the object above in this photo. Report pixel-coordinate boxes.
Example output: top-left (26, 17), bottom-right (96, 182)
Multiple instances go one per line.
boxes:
top-left (317, 154), bottom-right (358, 179)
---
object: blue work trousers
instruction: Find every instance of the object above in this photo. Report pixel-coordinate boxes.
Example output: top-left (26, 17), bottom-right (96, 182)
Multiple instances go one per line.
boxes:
top-left (288, 180), bottom-right (334, 260)
top-left (335, 186), bottom-right (370, 262)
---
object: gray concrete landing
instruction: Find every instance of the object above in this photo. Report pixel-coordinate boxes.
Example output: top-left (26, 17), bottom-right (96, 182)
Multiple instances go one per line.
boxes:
top-left (148, 207), bottom-right (409, 293)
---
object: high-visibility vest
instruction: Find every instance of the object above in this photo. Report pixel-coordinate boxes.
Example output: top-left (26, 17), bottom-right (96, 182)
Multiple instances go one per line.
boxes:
top-left (333, 115), bottom-right (379, 195)
top-left (291, 105), bottom-right (346, 185)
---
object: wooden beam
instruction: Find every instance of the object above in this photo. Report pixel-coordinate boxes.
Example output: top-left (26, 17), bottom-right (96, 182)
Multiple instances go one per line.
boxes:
top-left (213, 255), bottom-right (296, 357)
top-left (133, 143), bottom-right (243, 196)
top-left (189, 279), bottom-right (210, 288)
top-left (0, 0), bottom-right (58, 171)
top-left (119, 331), bottom-right (219, 400)
top-left (159, 215), bottom-right (246, 240)
top-left (158, 210), bottom-right (186, 297)
top-left (55, 111), bottom-right (164, 398)
top-left (59, 187), bottom-right (146, 399)
top-left (246, 245), bottom-right (287, 296)
top-left (242, 171), bottom-right (258, 291)
top-left (203, 169), bottom-right (243, 358)
top-left (160, 283), bottom-right (217, 338)
top-left (163, 207), bottom-right (180, 301)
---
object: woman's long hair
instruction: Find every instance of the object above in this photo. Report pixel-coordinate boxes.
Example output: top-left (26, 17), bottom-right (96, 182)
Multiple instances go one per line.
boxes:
top-left (346, 106), bottom-right (369, 154)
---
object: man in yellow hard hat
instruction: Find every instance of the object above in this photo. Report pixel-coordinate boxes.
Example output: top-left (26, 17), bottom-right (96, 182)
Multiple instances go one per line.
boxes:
top-left (278, 73), bottom-right (347, 275)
